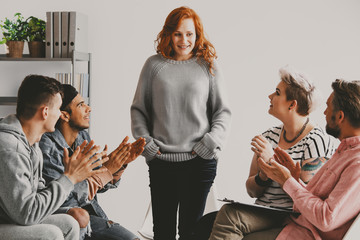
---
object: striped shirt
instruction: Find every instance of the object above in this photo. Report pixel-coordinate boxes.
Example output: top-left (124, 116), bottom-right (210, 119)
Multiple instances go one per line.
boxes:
top-left (255, 125), bottom-right (337, 209)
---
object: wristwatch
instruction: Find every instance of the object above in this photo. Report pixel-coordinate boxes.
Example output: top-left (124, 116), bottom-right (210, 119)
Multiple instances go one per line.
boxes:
top-left (255, 172), bottom-right (272, 187)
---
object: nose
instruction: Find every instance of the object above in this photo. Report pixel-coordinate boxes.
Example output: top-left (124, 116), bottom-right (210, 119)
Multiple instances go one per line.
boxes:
top-left (268, 93), bottom-right (273, 100)
top-left (180, 35), bottom-right (186, 42)
top-left (86, 104), bottom-right (91, 113)
top-left (323, 108), bottom-right (327, 115)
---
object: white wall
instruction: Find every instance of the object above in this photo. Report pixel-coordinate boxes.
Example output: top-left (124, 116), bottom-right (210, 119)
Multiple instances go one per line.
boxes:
top-left (1, 0), bottom-right (360, 236)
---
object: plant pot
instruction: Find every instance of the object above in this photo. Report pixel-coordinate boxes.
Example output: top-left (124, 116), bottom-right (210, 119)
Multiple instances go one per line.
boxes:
top-left (5, 41), bottom-right (24, 58)
top-left (28, 41), bottom-right (45, 58)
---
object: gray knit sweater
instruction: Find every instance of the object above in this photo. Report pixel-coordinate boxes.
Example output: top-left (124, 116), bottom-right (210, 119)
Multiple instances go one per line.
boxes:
top-left (131, 54), bottom-right (231, 162)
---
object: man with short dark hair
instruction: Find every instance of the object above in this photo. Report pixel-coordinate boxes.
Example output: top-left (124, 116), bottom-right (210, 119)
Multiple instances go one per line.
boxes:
top-left (0, 75), bottom-right (107, 239)
top-left (40, 84), bottom-right (145, 240)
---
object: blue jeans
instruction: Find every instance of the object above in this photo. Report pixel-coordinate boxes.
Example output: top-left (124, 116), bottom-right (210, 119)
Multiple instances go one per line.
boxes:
top-left (149, 156), bottom-right (217, 240)
top-left (85, 215), bottom-right (139, 240)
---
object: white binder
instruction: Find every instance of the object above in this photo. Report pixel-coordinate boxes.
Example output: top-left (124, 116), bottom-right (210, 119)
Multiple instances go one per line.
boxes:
top-left (68, 12), bottom-right (88, 56)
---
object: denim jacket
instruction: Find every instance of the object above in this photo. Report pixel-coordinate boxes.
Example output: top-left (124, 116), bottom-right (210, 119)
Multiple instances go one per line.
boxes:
top-left (39, 128), bottom-right (120, 219)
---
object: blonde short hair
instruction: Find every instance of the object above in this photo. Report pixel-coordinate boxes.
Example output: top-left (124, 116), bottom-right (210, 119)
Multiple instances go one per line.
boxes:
top-left (279, 65), bottom-right (319, 116)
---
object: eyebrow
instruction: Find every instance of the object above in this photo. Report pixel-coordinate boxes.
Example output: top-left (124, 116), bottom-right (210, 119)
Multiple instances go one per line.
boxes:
top-left (276, 88), bottom-right (281, 92)
top-left (76, 101), bottom-right (85, 107)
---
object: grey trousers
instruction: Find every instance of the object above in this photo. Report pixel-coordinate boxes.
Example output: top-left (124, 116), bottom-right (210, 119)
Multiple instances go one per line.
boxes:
top-left (209, 204), bottom-right (287, 240)
top-left (0, 214), bottom-right (80, 240)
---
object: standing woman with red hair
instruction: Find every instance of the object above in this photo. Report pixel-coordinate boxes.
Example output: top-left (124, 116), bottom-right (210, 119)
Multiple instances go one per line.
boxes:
top-left (131, 6), bottom-right (231, 240)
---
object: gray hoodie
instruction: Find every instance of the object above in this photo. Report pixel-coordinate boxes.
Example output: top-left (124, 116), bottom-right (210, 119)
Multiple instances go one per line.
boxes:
top-left (0, 114), bottom-right (74, 225)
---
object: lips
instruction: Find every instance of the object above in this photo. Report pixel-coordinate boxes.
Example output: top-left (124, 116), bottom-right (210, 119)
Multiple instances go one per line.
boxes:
top-left (177, 45), bottom-right (189, 49)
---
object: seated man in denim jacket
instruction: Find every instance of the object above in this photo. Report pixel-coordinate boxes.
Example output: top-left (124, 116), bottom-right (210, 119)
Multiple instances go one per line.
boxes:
top-left (39, 84), bottom-right (145, 240)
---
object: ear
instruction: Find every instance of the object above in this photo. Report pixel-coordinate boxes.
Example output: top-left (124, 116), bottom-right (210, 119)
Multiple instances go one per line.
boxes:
top-left (60, 111), bottom-right (70, 122)
top-left (41, 106), bottom-right (49, 120)
top-left (337, 110), bottom-right (345, 124)
top-left (289, 100), bottom-right (297, 111)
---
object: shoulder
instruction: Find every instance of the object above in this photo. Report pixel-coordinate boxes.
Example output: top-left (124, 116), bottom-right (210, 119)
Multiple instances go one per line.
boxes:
top-left (262, 125), bottom-right (282, 138)
top-left (144, 54), bottom-right (166, 69)
top-left (304, 126), bottom-right (331, 144)
top-left (39, 132), bottom-right (57, 153)
top-left (78, 130), bottom-right (91, 142)
top-left (0, 136), bottom-right (30, 168)
top-left (301, 125), bottom-right (338, 157)
top-left (141, 54), bottom-right (168, 79)
top-left (0, 131), bottom-right (18, 151)
top-left (0, 131), bottom-right (29, 156)
top-left (261, 125), bottom-right (282, 146)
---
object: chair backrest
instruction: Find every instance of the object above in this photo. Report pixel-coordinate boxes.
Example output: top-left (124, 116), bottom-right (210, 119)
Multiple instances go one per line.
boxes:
top-left (343, 213), bottom-right (360, 240)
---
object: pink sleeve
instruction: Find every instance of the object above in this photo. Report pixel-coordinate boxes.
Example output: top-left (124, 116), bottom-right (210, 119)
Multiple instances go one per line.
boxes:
top-left (86, 168), bottom-right (113, 200)
top-left (283, 165), bottom-right (360, 232)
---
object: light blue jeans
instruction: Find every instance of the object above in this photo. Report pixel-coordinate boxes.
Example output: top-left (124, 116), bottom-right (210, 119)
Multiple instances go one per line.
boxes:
top-left (84, 215), bottom-right (139, 240)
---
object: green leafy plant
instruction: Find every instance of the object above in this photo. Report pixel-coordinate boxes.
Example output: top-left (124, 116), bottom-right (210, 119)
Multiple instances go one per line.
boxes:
top-left (0, 13), bottom-right (28, 44)
top-left (26, 16), bottom-right (45, 42)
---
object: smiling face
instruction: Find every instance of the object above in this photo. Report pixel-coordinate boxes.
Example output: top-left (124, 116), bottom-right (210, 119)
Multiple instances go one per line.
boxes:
top-left (171, 18), bottom-right (196, 61)
top-left (67, 94), bottom-right (91, 131)
top-left (268, 81), bottom-right (292, 120)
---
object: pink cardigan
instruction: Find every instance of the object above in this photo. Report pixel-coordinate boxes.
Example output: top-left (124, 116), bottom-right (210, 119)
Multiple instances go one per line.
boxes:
top-left (277, 136), bottom-right (360, 240)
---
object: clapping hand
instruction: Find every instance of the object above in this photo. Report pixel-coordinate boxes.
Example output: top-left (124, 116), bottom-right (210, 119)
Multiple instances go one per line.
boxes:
top-left (125, 137), bottom-right (146, 165)
top-left (103, 136), bottom-right (131, 174)
top-left (274, 147), bottom-right (301, 182)
top-left (257, 157), bottom-right (292, 187)
top-left (251, 135), bottom-right (275, 163)
top-left (63, 145), bottom-right (109, 184)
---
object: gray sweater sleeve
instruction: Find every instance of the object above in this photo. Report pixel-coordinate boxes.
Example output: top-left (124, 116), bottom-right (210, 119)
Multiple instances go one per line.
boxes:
top-left (0, 150), bottom-right (74, 225)
top-left (131, 57), bottom-right (160, 160)
top-left (193, 62), bottom-right (232, 159)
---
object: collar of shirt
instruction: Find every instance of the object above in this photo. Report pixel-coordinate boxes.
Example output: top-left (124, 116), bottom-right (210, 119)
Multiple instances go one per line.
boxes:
top-left (337, 136), bottom-right (360, 154)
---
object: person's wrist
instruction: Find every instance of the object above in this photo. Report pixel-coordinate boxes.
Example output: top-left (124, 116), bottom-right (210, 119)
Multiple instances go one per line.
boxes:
top-left (255, 172), bottom-right (272, 187)
top-left (64, 173), bottom-right (77, 185)
top-left (258, 171), bottom-right (268, 181)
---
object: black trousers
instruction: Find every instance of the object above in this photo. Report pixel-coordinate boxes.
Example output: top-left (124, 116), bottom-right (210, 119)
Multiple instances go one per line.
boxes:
top-left (149, 156), bottom-right (217, 240)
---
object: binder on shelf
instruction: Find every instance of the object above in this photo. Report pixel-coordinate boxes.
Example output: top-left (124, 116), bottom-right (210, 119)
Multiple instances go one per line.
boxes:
top-left (61, 12), bottom-right (69, 58)
top-left (53, 12), bottom-right (61, 58)
top-left (68, 12), bottom-right (88, 55)
top-left (45, 12), bottom-right (53, 58)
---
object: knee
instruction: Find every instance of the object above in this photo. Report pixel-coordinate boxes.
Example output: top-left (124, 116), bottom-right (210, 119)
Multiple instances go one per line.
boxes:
top-left (45, 225), bottom-right (64, 240)
top-left (218, 204), bottom-right (233, 217)
top-left (67, 208), bottom-right (90, 228)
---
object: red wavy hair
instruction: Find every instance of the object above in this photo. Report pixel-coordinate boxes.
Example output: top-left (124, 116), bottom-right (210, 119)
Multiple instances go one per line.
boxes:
top-left (155, 6), bottom-right (217, 74)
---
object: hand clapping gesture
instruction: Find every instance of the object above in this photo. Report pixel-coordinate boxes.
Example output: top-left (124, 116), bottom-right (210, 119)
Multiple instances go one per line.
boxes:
top-left (103, 136), bottom-right (146, 174)
top-left (63, 143), bottom-right (109, 184)
top-left (274, 147), bottom-right (301, 182)
top-left (257, 147), bottom-right (301, 187)
top-left (251, 135), bottom-right (275, 163)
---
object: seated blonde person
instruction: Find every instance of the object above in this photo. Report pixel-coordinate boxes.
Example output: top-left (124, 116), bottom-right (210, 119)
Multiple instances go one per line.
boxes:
top-left (209, 66), bottom-right (337, 240)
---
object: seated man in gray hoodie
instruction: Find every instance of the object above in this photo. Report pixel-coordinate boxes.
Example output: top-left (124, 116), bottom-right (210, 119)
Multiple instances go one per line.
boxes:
top-left (0, 75), bottom-right (108, 240)
top-left (39, 84), bottom-right (145, 240)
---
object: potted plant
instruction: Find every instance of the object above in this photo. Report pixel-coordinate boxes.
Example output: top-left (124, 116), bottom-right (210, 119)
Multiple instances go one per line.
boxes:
top-left (26, 16), bottom-right (46, 58)
top-left (0, 13), bottom-right (27, 58)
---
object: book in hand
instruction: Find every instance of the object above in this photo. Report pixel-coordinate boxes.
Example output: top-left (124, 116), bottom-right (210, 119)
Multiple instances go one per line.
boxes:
top-left (218, 198), bottom-right (300, 216)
